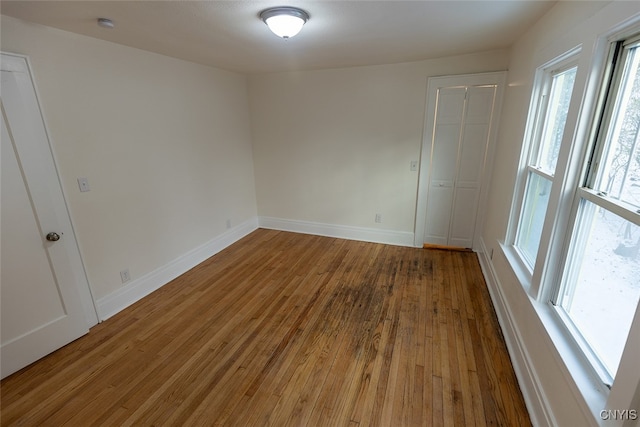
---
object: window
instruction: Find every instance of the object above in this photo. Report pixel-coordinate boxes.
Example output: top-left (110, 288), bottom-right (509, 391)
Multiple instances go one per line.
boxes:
top-left (513, 57), bottom-right (578, 270)
top-left (553, 35), bottom-right (640, 383)
top-left (507, 32), bottom-right (640, 388)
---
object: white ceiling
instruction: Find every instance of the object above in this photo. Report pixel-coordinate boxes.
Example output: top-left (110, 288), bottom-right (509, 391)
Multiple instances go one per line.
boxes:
top-left (1, 1), bottom-right (556, 74)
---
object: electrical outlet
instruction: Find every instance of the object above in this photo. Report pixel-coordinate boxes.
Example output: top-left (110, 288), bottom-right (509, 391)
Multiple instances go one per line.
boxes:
top-left (120, 269), bottom-right (131, 284)
top-left (77, 177), bottom-right (91, 192)
top-left (375, 213), bottom-right (382, 223)
top-left (226, 219), bottom-right (232, 229)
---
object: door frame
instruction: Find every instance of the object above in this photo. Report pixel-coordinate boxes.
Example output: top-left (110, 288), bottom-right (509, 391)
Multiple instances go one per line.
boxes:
top-left (1, 51), bottom-right (98, 328)
top-left (414, 71), bottom-right (507, 249)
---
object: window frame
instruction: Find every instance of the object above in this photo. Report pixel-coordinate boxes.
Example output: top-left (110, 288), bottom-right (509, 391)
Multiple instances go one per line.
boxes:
top-left (502, 17), bottom-right (640, 415)
top-left (549, 34), bottom-right (640, 385)
top-left (506, 47), bottom-right (582, 293)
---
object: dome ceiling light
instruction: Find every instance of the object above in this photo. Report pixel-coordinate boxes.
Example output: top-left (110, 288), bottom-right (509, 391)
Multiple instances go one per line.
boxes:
top-left (260, 7), bottom-right (309, 39)
top-left (97, 18), bottom-right (115, 29)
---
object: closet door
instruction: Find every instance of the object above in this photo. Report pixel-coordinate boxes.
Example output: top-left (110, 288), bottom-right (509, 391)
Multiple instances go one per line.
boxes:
top-left (423, 87), bottom-right (466, 246)
top-left (448, 86), bottom-right (497, 248)
top-left (418, 73), bottom-right (504, 249)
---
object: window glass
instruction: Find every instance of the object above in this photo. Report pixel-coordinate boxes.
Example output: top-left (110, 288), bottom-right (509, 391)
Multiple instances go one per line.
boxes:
top-left (558, 201), bottom-right (640, 376)
top-left (594, 43), bottom-right (640, 209)
top-left (516, 173), bottom-right (552, 266)
top-left (538, 67), bottom-right (577, 174)
top-left (514, 64), bottom-right (577, 270)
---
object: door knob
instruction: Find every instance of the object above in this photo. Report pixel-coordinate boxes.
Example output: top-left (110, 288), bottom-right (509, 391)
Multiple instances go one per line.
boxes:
top-left (46, 232), bottom-right (61, 242)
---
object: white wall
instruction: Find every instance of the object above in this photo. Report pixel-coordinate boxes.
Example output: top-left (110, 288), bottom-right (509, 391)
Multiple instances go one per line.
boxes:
top-left (1, 16), bottom-right (258, 314)
top-left (248, 50), bottom-right (509, 242)
top-left (480, 2), bottom-right (640, 426)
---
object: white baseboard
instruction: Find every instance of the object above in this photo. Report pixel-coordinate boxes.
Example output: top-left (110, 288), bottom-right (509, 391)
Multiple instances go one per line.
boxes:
top-left (258, 216), bottom-right (415, 247)
top-left (96, 216), bottom-right (411, 321)
top-left (476, 237), bottom-right (555, 427)
top-left (96, 217), bottom-right (259, 321)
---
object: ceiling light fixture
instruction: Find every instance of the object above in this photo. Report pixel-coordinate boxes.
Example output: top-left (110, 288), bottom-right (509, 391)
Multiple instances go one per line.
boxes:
top-left (97, 18), bottom-right (114, 29)
top-left (260, 7), bottom-right (309, 39)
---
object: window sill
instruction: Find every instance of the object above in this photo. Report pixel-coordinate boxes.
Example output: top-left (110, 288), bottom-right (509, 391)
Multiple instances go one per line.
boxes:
top-left (531, 300), bottom-right (610, 424)
top-left (498, 241), bottom-right (609, 424)
top-left (499, 242), bottom-right (534, 295)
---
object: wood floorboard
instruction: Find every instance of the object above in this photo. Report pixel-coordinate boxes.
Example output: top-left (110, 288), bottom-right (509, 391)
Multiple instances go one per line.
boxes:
top-left (0, 229), bottom-right (531, 426)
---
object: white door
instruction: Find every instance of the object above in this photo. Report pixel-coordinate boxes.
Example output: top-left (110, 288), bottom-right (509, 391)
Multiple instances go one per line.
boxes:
top-left (415, 73), bottom-right (505, 249)
top-left (1, 53), bottom-right (96, 379)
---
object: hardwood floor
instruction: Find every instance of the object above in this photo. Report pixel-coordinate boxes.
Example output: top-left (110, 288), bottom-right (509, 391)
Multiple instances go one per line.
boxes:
top-left (1, 229), bottom-right (531, 426)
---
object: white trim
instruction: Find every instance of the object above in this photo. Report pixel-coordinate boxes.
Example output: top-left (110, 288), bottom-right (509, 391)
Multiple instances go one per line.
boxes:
top-left (96, 217), bottom-right (259, 321)
top-left (258, 216), bottom-right (414, 247)
top-left (579, 188), bottom-right (640, 226)
top-left (477, 238), bottom-right (556, 427)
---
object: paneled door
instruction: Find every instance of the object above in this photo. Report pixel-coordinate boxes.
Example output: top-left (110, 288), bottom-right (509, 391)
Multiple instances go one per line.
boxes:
top-left (1, 53), bottom-right (96, 378)
top-left (415, 72), bottom-right (505, 249)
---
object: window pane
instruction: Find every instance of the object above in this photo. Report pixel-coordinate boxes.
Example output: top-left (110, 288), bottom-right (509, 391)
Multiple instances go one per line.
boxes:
top-left (595, 44), bottom-right (640, 209)
top-left (558, 200), bottom-right (640, 376)
top-left (516, 172), bottom-right (552, 267)
top-left (537, 67), bottom-right (577, 174)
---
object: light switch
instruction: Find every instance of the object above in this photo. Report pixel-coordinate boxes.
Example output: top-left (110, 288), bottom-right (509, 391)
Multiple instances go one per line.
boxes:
top-left (77, 177), bottom-right (91, 192)
top-left (410, 160), bottom-right (418, 171)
